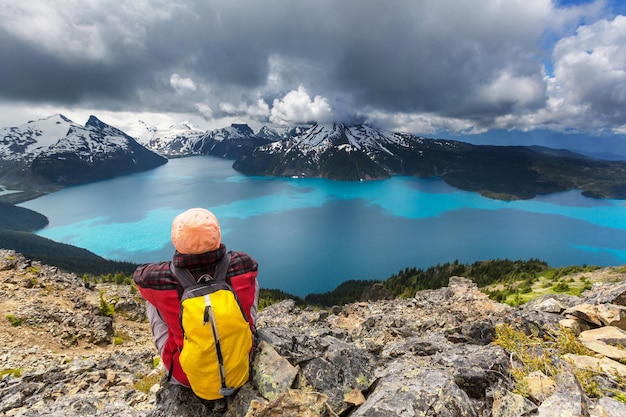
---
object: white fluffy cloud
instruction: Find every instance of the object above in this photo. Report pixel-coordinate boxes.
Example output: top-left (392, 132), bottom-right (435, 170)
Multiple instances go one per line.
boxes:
top-left (270, 86), bottom-right (334, 126)
top-left (366, 110), bottom-right (483, 135)
top-left (477, 70), bottom-right (546, 111)
top-left (219, 98), bottom-right (270, 118)
top-left (546, 15), bottom-right (626, 131)
top-left (170, 74), bottom-right (197, 92)
top-left (0, 0), bottom-right (176, 60)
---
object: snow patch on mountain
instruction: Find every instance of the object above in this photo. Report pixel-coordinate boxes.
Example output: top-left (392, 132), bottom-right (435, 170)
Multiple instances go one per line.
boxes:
top-left (140, 123), bottom-right (281, 158)
top-left (0, 115), bottom-right (79, 161)
top-left (0, 114), bottom-right (167, 193)
top-left (0, 114), bottom-right (151, 163)
top-left (293, 124), bottom-right (413, 156)
top-left (138, 122), bottom-right (206, 156)
top-left (254, 123), bottom-right (417, 161)
top-left (139, 121), bottom-right (204, 143)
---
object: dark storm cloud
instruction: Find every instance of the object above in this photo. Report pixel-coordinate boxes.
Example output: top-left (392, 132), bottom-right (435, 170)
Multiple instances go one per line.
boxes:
top-left (142, 3), bottom-right (271, 89)
top-left (133, 0), bottom-right (548, 118)
top-left (0, 0), bottom-right (563, 114)
top-left (0, 27), bottom-right (151, 106)
top-left (0, 0), bottom-right (624, 134)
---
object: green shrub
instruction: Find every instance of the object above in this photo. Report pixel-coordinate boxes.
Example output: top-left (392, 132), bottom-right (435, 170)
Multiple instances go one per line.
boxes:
top-left (518, 282), bottom-right (532, 294)
top-left (493, 324), bottom-right (556, 397)
top-left (552, 281), bottom-right (570, 293)
top-left (5, 314), bottom-right (22, 327)
top-left (134, 371), bottom-right (165, 393)
top-left (0, 368), bottom-right (22, 378)
top-left (26, 266), bottom-right (40, 275)
top-left (258, 289), bottom-right (305, 310)
top-left (98, 290), bottom-right (115, 317)
top-left (613, 391), bottom-right (626, 404)
top-left (493, 324), bottom-right (612, 399)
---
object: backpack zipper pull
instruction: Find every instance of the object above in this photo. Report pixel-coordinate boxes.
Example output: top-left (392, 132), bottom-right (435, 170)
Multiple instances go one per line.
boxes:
top-left (203, 294), bottom-right (212, 325)
top-left (203, 305), bottom-right (210, 325)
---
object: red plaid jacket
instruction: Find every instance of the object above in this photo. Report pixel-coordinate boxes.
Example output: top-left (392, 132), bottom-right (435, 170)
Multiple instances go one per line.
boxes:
top-left (133, 244), bottom-right (259, 386)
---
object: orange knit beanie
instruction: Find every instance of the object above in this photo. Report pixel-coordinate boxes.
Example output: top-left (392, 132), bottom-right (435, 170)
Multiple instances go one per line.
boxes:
top-left (171, 208), bottom-right (221, 254)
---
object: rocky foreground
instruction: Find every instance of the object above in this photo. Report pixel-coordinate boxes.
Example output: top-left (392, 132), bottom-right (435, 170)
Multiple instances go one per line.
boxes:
top-left (1, 249), bottom-right (626, 416)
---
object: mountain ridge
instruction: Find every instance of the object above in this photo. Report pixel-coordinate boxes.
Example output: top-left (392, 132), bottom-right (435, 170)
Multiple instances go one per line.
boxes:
top-left (4, 115), bottom-right (626, 202)
top-left (139, 122), bottom-right (278, 160)
top-left (231, 122), bottom-right (626, 200)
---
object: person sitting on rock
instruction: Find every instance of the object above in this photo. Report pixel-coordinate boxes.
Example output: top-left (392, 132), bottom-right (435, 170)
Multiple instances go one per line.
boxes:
top-left (133, 208), bottom-right (259, 388)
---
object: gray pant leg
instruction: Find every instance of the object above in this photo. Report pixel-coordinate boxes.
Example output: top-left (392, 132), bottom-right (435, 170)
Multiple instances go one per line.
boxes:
top-left (146, 301), bottom-right (169, 356)
top-left (145, 301), bottom-right (184, 386)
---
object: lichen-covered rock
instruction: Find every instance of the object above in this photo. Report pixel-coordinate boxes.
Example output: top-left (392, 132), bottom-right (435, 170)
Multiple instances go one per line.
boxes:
top-left (522, 371), bottom-right (557, 403)
top-left (252, 341), bottom-right (299, 401)
top-left (246, 389), bottom-right (333, 417)
top-left (535, 367), bottom-right (589, 417)
top-left (523, 294), bottom-right (580, 313)
top-left (351, 359), bottom-right (478, 417)
top-left (491, 387), bottom-right (537, 417)
top-left (297, 336), bottom-right (376, 414)
top-left (147, 383), bottom-right (224, 417)
top-left (559, 317), bottom-right (593, 335)
top-left (581, 281), bottom-right (626, 306)
top-left (432, 343), bottom-right (509, 399)
top-left (595, 397), bottom-right (626, 417)
top-left (562, 353), bottom-right (626, 378)
top-left (579, 326), bottom-right (626, 360)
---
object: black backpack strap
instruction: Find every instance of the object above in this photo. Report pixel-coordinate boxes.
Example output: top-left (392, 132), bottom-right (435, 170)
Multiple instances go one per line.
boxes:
top-left (213, 252), bottom-right (231, 283)
top-left (169, 253), bottom-right (231, 288)
top-left (169, 263), bottom-right (196, 288)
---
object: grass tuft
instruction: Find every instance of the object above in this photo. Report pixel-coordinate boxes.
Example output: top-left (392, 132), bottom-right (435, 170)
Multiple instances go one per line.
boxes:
top-left (493, 324), bottom-right (609, 399)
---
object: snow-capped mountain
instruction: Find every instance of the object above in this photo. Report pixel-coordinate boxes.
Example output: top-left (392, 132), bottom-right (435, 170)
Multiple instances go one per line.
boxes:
top-left (255, 125), bottom-right (292, 141)
top-left (281, 123), bottom-right (418, 156)
top-left (232, 123), bottom-right (444, 180)
top-left (134, 120), bottom-right (160, 144)
top-left (141, 123), bottom-right (279, 159)
top-left (0, 114), bottom-right (167, 192)
top-left (231, 122), bottom-right (626, 200)
top-left (0, 114), bottom-right (78, 162)
top-left (134, 120), bottom-right (206, 152)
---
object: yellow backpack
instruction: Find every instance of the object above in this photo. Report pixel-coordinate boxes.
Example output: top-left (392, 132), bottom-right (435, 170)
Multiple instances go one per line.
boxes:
top-left (171, 254), bottom-right (253, 400)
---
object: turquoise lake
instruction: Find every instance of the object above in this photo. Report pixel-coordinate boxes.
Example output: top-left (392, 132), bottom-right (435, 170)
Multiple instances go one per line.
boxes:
top-left (18, 155), bottom-right (626, 296)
